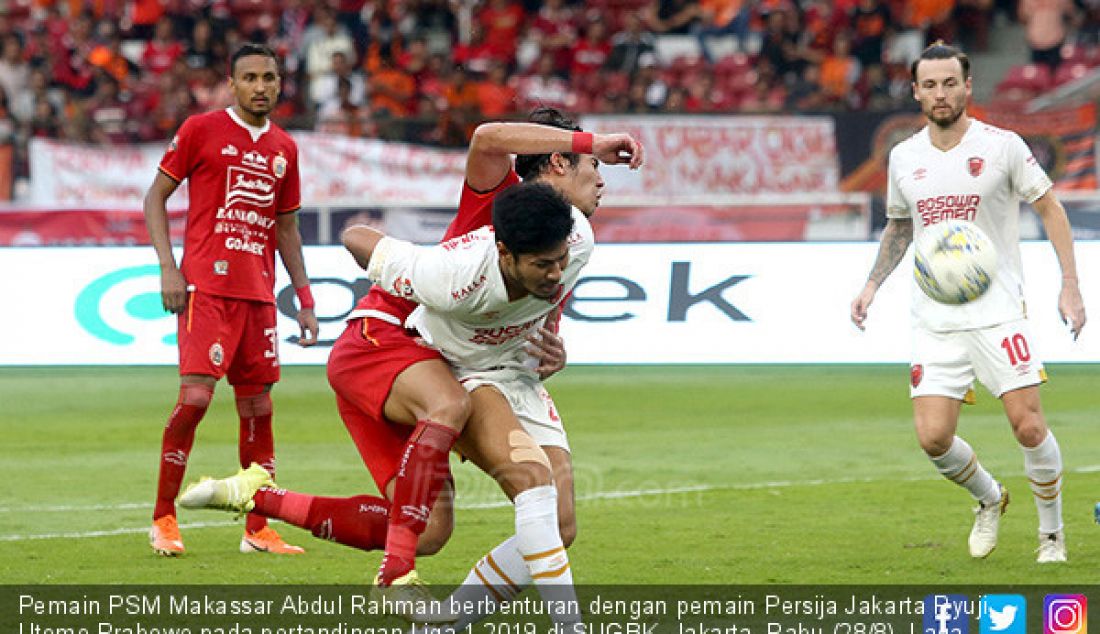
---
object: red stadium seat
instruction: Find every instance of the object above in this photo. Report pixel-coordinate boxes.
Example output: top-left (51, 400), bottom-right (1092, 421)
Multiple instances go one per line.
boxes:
top-left (996, 63), bottom-right (1053, 92)
top-left (1054, 62), bottom-right (1094, 86)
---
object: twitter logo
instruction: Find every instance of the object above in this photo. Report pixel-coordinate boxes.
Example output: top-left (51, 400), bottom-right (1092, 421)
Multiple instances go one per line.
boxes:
top-left (982, 595), bottom-right (1026, 634)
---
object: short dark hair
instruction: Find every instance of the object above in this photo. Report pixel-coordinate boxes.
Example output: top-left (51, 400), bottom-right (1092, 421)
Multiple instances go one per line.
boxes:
top-left (230, 43), bottom-right (279, 76)
top-left (514, 107), bottom-right (583, 181)
top-left (910, 41), bottom-right (970, 83)
top-left (492, 181), bottom-right (574, 256)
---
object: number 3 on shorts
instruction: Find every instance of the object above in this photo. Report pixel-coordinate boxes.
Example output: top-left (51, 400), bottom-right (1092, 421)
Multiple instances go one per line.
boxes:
top-left (1000, 333), bottom-right (1031, 366)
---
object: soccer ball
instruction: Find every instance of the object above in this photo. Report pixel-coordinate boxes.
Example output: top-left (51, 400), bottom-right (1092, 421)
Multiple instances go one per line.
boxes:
top-left (913, 220), bottom-right (997, 305)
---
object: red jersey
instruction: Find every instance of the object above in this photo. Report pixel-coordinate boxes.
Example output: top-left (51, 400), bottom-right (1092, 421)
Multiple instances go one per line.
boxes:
top-left (159, 108), bottom-right (301, 303)
top-left (353, 170), bottom-right (521, 321)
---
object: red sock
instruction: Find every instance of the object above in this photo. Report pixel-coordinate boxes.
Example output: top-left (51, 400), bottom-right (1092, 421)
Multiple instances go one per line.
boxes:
top-left (253, 488), bottom-right (390, 551)
top-left (379, 420), bottom-right (458, 585)
top-left (235, 385), bottom-right (273, 533)
top-left (153, 383), bottom-right (213, 520)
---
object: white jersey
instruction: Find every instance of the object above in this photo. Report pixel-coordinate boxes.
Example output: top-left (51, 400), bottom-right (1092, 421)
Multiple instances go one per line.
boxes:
top-left (366, 207), bottom-right (594, 377)
top-left (886, 119), bottom-right (1053, 332)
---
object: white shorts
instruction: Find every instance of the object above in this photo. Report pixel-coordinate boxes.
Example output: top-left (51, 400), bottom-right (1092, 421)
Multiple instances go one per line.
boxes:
top-left (910, 318), bottom-right (1046, 400)
top-left (457, 368), bottom-right (570, 452)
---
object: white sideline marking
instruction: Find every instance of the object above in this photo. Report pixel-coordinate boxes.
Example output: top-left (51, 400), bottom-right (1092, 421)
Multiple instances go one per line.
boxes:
top-left (5, 465), bottom-right (1100, 542)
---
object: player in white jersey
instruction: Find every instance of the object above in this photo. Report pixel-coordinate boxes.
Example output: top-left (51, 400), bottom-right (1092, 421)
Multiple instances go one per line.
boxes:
top-left (344, 181), bottom-right (589, 629)
top-left (850, 43), bottom-right (1086, 563)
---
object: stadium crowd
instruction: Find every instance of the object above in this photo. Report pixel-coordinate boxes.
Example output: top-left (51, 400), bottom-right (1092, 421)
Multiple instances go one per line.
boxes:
top-left (0, 0), bottom-right (1095, 176)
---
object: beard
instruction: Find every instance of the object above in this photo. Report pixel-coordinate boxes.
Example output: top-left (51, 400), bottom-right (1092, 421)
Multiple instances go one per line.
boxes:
top-left (926, 102), bottom-right (964, 128)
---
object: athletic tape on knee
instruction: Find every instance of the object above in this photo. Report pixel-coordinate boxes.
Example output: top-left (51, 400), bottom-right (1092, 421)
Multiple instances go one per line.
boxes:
top-left (508, 430), bottom-right (551, 470)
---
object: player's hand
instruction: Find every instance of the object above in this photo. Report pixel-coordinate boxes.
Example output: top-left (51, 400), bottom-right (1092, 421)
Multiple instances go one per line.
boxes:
top-left (297, 308), bottom-right (319, 347)
top-left (526, 327), bottom-right (567, 380)
top-left (593, 133), bottom-right (645, 170)
top-left (1059, 281), bottom-right (1086, 340)
top-left (850, 283), bottom-right (878, 331)
top-left (160, 267), bottom-right (187, 314)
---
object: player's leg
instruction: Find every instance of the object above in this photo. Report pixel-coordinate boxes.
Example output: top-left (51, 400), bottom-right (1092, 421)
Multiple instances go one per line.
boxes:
top-left (912, 328), bottom-right (1005, 558)
top-left (972, 320), bottom-right (1064, 562)
top-left (151, 290), bottom-right (224, 556)
top-left (449, 386), bottom-right (581, 630)
top-left (229, 299), bottom-right (302, 554)
top-left (443, 445), bottom-right (576, 631)
top-left (374, 358), bottom-right (470, 585)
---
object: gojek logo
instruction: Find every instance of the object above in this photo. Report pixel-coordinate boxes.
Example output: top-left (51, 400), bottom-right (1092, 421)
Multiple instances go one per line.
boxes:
top-left (74, 265), bottom-right (176, 345)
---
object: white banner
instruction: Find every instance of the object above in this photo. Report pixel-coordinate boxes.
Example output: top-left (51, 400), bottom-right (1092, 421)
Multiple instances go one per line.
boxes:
top-left (28, 134), bottom-right (466, 208)
top-left (579, 114), bottom-right (840, 197)
top-left (2, 243), bottom-right (1097, 365)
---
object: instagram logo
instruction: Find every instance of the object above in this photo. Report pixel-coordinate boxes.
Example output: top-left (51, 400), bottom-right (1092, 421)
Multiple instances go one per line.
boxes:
top-left (1045, 595), bottom-right (1088, 634)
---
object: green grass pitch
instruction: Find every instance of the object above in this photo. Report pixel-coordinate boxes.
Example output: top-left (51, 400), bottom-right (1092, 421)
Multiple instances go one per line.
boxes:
top-left (1, 364), bottom-right (1097, 585)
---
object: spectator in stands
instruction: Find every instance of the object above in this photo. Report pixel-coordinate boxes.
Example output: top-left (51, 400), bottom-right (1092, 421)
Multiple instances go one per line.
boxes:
top-left (453, 23), bottom-right (502, 76)
top-left (904, 0), bottom-right (958, 45)
top-left (476, 60), bottom-right (517, 118)
top-left (368, 49), bottom-right (415, 118)
top-left (477, 0), bottom-right (525, 65)
top-left (514, 54), bottom-right (574, 111)
top-left (819, 30), bottom-right (861, 106)
top-left (183, 20), bottom-right (220, 71)
top-left (143, 18), bottom-right (184, 76)
top-left (300, 7), bottom-right (355, 79)
top-left (607, 13), bottom-right (659, 75)
top-left (1018, 0), bottom-right (1079, 69)
top-left (696, 0), bottom-right (752, 62)
top-left (636, 58), bottom-right (669, 109)
top-left (849, 0), bottom-right (891, 67)
top-left (128, 0), bottom-right (166, 39)
top-left (54, 12), bottom-right (97, 98)
top-left (310, 50), bottom-right (366, 109)
top-left (410, 0), bottom-right (459, 47)
top-left (1078, 0), bottom-right (1100, 45)
top-left (955, 0), bottom-right (994, 51)
top-left (0, 36), bottom-right (29, 118)
top-left (524, 0), bottom-right (578, 74)
top-left (758, 7), bottom-right (804, 81)
top-left (739, 71), bottom-right (787, 112)
top-left (441, 64), bottom-right (480, 143)
top-left (86, 75), bottom-right (130, 143)
top-left (89, 33), bottom-right (139, 90)
top-left (317, 76), bottom-right (368, 136)
top-left (569, 19), bottom-right (612, 78)
top-left (29, 99), bottom-right (59, 139)
top-left (644, 0), bottom-right (702, 34)
top-left (785, 62), bottom-right (826, 110)
top-left (190, 64), bottom-right (233, 111)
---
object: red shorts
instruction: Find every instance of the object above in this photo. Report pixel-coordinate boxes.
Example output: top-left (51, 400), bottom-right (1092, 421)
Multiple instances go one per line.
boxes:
top-left (326, 317), bottom-right (444, 492)
top-left (177, 290), bottom-right (280, 385)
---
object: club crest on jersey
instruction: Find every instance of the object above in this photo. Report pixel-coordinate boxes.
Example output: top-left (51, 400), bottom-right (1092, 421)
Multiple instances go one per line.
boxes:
top-left (209, 342), bottom-right (225, 367)
top-left (911, 364), bottom-right (923, 387)
top-left (273, 154), bottom-right (287, 178)
top-left (392, 277), bottom-right (415, 299)
top-left (968, 156), bottom-right (984, 177)
top-left (213, 260), bottom-right (228, 276)
top-left (913, 168), bottom-right (927, 181)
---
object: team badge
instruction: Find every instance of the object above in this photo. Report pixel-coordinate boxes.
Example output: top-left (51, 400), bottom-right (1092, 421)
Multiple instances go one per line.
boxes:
top-left (913, 168), bottom-right (927, 181)
top-left (273, 154), bottom-right (287, 178)
top-left (911, 364), bottom-right (923, 387)
top-left (392, 277), bottom-right (414, 299)
top-left (209, 342), bottom-right (225, 367)
top-left (968, 156), bottom-right (984, 177)
top-left (213, 260), bottom-right (228, 275)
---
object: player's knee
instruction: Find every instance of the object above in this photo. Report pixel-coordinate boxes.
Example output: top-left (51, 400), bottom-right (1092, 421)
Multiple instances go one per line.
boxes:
top-left (918, 433), bottom-right (952, 457)
top-left (233, 384), bottom-right (272, 417)
top-left (1012, 414), bottom-right (1048, 447)
top-left (179, 383), bottom-right (214, 409)
top-left (426, 389), bottom-right (471, 429)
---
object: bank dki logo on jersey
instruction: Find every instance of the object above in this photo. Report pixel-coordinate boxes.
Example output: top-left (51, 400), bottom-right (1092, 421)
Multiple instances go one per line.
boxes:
top-left (74, 265), bottom-right (176, 345)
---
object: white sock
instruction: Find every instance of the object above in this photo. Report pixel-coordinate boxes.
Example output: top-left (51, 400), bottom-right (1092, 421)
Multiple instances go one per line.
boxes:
top-left (446, 535), bottom-right (531, 629)
top-left (1023, 431), bottom-right (1064, 534)
top-left (930, 436), bottom-right (1000, 506)
top-left (514, 485), bottom-right (581, 626)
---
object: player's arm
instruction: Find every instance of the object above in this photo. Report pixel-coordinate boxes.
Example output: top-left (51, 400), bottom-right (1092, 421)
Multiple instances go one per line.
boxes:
top-left (342, 226), bottom-right (454, 310)
top-left (276, 213), bottom-right (319, 346)
top-left (143, 171), bottom-right (186, 314)
top-left (1032, 190), bottom-right (1086, 339)
top-left (850, 218), bottom-right (913, 330)
top-left (465, 122), bottom-right (645, 192)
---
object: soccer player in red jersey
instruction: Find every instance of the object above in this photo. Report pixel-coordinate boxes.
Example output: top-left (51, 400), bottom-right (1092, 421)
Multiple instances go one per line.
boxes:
top-left (144, 43), bottom-right (319, 557)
